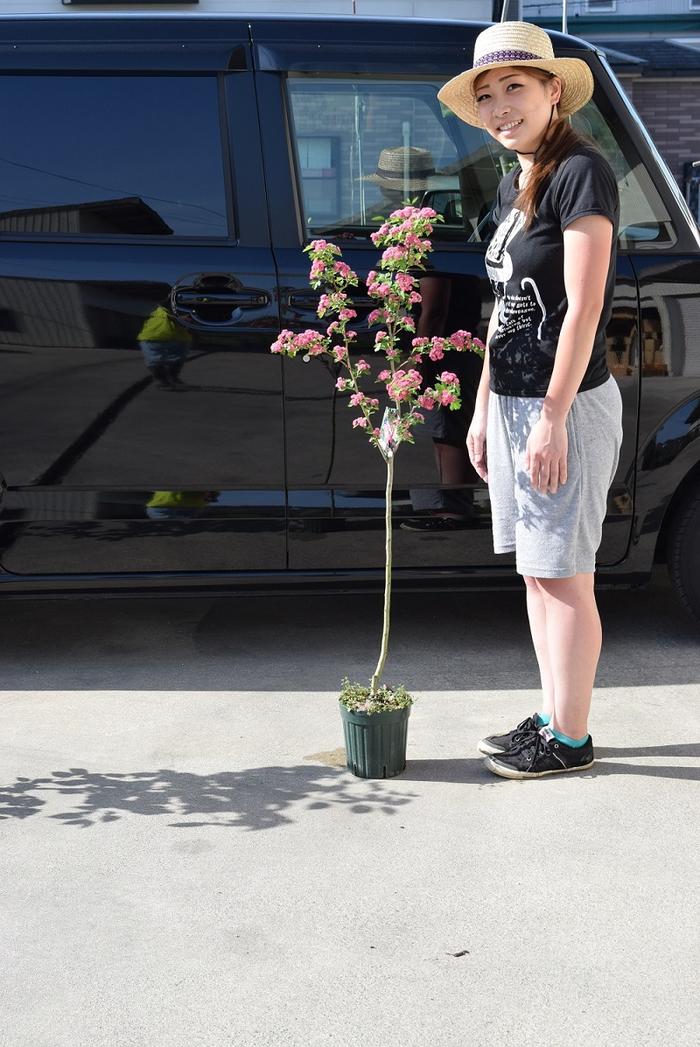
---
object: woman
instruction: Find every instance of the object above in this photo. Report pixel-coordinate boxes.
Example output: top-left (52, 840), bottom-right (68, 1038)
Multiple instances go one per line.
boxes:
top-left (438, 22), bottom-right (623, 779)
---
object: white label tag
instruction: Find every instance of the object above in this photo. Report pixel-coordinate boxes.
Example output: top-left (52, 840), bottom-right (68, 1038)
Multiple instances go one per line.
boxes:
top-left (378, 406), bottom-right (400, 460)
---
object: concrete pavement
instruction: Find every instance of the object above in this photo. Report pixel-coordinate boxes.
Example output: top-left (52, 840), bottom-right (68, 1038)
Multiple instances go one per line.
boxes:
top-left (1, 567), bottom-right (698, 1047)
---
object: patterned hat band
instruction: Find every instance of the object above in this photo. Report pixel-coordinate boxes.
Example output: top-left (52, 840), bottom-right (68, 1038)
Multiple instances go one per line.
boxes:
top-left (474, 49), bottom-right (542, 68)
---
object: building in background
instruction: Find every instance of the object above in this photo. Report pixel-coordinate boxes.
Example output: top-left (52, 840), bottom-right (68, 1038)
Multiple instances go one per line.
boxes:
top-left (1, 2), bottom-right (507, 18)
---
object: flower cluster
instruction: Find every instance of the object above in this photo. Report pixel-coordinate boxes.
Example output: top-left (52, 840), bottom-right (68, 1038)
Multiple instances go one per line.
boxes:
top-left (269, 212), bottom-right (484, 455)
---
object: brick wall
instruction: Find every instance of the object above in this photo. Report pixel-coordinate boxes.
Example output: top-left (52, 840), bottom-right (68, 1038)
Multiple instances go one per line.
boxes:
top-left (625, 78), bottom-right (700, 187)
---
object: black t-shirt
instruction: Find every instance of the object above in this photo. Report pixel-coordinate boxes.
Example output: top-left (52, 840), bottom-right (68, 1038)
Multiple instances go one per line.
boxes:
top-left (485, 144), bottom-right (619, 397)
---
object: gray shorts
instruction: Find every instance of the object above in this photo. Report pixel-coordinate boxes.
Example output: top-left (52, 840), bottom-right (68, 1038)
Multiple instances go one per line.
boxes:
top-left (486, 375), bottom-right (623, 578)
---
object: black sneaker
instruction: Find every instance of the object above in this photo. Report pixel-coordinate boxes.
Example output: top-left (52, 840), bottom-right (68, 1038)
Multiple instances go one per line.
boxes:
top-left (477, 713), bottom-right (541, 756)
top-left (484, 726), bottom-right (595, 779)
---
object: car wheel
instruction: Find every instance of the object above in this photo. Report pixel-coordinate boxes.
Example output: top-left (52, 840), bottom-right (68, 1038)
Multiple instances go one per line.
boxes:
top-left (668, 486), bottom-right (700, 623)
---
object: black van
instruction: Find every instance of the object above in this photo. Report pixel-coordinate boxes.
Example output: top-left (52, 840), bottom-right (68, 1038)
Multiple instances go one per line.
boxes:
top-left (1, 12), bottom-right (699, 618)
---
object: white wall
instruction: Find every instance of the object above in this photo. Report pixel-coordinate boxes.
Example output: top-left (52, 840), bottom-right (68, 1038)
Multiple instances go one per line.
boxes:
top-left (1, 1), bottom-right (495, 19)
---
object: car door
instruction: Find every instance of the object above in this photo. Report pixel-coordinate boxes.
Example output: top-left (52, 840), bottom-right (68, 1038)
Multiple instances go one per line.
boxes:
top-left (255, 19), bottom-right (637, 574)
top-left (0, 21), bottom-right (285, 578)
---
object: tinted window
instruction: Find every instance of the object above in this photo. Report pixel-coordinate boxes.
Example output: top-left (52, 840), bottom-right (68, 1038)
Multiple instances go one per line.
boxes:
top-left (287, 75), bottom-right (676, 249)
top-left (287, 77), bottom-right (490, 242)
top-left (0, 76), bottom-right (228, 238)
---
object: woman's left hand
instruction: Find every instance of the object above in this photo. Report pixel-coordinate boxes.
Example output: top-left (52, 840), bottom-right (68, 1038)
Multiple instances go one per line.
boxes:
top-left (524, 415), bottom-right (568, 494)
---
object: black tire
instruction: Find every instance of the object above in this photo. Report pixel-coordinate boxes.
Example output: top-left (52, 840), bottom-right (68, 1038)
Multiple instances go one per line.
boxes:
top-left (668, 486), bottom-right (700, 623)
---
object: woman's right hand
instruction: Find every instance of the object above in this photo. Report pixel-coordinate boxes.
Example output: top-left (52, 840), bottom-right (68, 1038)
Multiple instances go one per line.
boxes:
top-left (467, 409), bottom-right (488, 483)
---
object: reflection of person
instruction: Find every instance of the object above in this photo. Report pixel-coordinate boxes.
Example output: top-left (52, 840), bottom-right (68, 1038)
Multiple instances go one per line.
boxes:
top-left (145, 491), bottom-right (216, 520)
top-left (137, 301), bottom-right (193, 390)
top-left (335, 146), bottom-right (453, 235)
top-left (363, 146), bottom-right (441, 218)
top-left (439, 21), bottom-right (623, 778)
top-left (402, 273), bottom-right (482, 530)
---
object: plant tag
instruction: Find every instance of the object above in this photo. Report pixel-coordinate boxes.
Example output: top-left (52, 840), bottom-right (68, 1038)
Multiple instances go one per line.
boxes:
top-left (378, 406), bottom-right (400, 460)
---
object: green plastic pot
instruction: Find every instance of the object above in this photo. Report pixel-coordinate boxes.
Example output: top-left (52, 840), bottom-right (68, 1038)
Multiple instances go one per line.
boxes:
top-left (339, 703), bottom-right (411, 779)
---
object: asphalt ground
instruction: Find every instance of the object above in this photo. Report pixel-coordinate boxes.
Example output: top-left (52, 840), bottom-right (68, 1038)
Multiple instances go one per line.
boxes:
top-left (1, 566), bottom-right (699, 1047)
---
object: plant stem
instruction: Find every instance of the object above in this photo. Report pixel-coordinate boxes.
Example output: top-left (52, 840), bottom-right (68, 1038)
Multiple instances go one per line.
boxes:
top-left (370, 452), bottom-right (394, 695)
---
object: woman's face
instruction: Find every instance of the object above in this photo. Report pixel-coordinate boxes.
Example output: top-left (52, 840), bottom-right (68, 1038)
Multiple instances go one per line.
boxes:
top-left (474, 66), bottom-right (561, 153)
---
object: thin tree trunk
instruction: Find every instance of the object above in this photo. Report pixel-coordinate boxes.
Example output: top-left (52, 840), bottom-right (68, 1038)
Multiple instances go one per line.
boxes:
top-left (370, 453), bottom-right (394, 694)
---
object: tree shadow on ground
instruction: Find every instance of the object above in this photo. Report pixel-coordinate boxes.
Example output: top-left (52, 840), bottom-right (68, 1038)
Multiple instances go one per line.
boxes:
top-left (1, 741), bottom-right (697, 829)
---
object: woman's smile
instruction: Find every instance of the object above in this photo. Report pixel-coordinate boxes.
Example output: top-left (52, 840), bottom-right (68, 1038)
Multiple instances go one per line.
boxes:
top-left (498, 117), bottom-right (524, 135)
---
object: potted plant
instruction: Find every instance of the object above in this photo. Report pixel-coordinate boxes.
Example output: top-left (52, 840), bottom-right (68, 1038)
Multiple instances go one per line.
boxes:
top-left (271, 207), bottom-right (484, 778)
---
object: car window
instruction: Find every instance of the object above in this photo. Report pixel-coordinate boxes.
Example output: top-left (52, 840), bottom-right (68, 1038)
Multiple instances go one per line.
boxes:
top-left (286, 75), bottom-right (677, 250)
top-left (571, 101), bottom-right (677, 249)
top-left (0, 76), bottom-right (228, 238)
top-left (286, 76), bottom-right (501, 243)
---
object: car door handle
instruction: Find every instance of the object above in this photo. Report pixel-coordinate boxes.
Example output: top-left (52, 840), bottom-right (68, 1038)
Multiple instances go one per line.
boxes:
top-left (288, 292), bottom-right (374, 309)
top-left (173, 290), bottom-right (269, 309)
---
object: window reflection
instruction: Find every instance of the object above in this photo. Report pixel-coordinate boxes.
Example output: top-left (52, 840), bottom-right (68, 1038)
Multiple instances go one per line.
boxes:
top-left (287, 76), bottom-right (677, 249)
top-left (0, 76), bottom-right (228, 238)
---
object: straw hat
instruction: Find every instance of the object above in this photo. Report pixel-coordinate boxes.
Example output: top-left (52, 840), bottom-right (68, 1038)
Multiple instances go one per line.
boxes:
top-left (364, 146), bottom-right (440, 191)
top-left (437, 21), bottom-right (594, 128)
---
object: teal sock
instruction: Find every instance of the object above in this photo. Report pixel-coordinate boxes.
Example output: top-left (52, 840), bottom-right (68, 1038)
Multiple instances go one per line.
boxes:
top-left (550, 727), bottom-right (589, 748)
top-left (535, 712), bottom-right (551, 726)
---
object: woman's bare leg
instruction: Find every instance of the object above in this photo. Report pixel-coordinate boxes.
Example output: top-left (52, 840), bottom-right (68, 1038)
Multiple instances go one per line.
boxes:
top-left (522, 575), bottom-right (555, 720)
top-left (533, 572), bottom-right (602, 739)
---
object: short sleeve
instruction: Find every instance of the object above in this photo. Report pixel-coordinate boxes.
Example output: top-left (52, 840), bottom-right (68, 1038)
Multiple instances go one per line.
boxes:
top-left (552, 151), bottom-right (619, 233)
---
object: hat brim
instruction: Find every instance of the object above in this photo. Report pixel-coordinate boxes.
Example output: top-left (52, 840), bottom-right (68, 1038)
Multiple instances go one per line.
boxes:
top-left (362, 172), bottom-right (451, 191)
top-left (437, 57), bottom-right (594, 127)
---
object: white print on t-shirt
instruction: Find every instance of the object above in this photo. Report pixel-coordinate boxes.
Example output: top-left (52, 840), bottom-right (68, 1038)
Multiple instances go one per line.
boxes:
top-left (485, 206), bottom-right (548, 342)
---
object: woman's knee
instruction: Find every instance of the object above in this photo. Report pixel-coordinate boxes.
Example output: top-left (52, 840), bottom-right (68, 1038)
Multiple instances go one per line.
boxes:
top-left (532, 573), bottom-right (595, 603)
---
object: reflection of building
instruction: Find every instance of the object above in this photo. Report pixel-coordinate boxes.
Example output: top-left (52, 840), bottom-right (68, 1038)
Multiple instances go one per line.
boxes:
top-left (0, 197), bottom-right (172, 237)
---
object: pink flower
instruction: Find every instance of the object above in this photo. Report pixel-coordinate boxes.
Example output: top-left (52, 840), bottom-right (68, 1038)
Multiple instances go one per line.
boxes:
top-left (352, 416), bottom-right (370, 429)
top-left (449, 329), bottom-right (472, 349)
top-left (440, 391), bottom-right (457, 406)
top-left (439, 371), bottom-right (458, 384)
top-left (336, 377), bottom-right (348, 391)
top-left (378, 369), bottom-right (391, 381)
top-left (271, 328), bottom-right (296, 354)
top-left (367, 308), bottom-right (386, 326)
top-left (395, 272), bottom-right (414, 292)
top-left (412, 337), bottom-right (430, 349)
top-left (429, 344), bottom-right (445, 362)
top-left (417, 393), bottom-right (436, 410)
top-left (334, 261), bottom-right (355, 280)
top-left (355, 359), bottom-right (371, 374)
top-left (331, 346), bottom-right (347, 362)
top-left (381, 245), bottom-right (408, 264)
top-left (339, 308), bottom-right (357, 321)
top-left (409, 291), bottom-right (422, 304)
top-left (309, 239), bottom-right (329, 252)
top-left (349, 391), bottom-right (365, 406)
